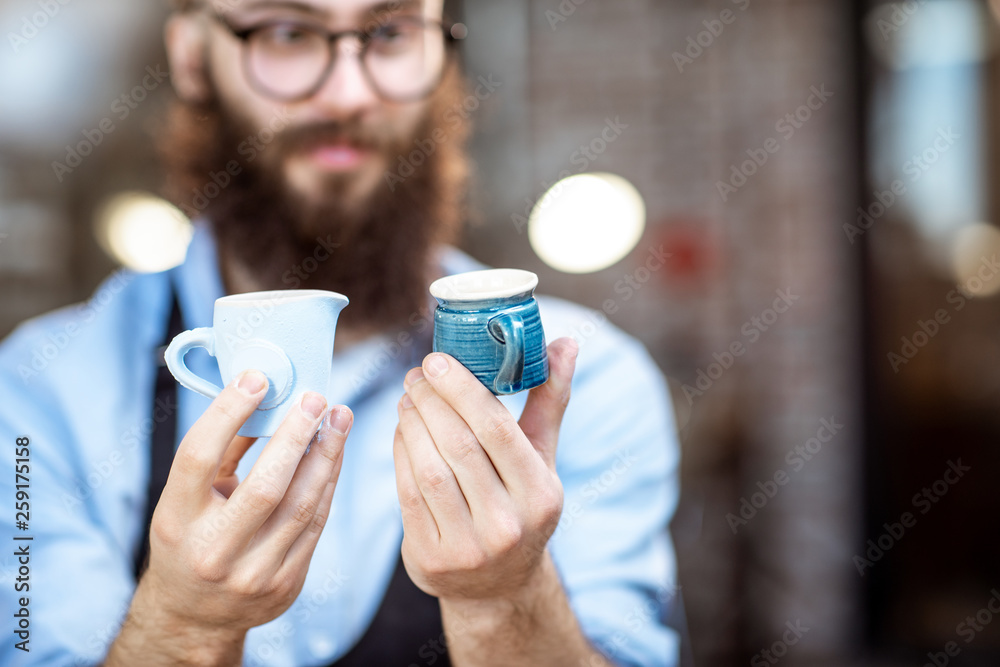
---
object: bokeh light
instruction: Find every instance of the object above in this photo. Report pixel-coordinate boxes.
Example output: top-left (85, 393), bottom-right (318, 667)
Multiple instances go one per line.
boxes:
top-left (528, 172), bottom-right (646, 274)
top-left (94, 192), bottom-right (193, 273)
top-left (950, 222), bottom-right (1000, 298)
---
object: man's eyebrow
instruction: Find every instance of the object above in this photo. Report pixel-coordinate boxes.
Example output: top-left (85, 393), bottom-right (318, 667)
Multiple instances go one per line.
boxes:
top-left (233, 1), bottom-right (329, 18)
top-left (231, 0), bottom-right (423, 20)
top-left (366, 0), bottom-right (422, 16)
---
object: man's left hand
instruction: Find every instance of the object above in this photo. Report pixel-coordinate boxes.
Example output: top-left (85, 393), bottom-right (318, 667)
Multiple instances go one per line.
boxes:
top-left (393, 337), bottom-right (579, 602)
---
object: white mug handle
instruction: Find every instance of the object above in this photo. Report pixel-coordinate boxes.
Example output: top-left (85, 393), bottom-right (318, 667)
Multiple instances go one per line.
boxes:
top-left (164, 328), bottom-right (224, 399)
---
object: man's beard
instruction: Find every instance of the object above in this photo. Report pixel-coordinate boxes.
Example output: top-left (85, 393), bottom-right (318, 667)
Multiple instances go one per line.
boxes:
top-left (158, 66), bottom-right (470, 334)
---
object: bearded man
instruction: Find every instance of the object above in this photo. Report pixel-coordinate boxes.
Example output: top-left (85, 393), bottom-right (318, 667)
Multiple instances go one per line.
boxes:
top-left (0, 1), bottom-right (680, 665)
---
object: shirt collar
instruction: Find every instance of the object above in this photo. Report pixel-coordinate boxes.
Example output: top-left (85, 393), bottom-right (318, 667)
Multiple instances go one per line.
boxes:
top-left (172, 220), bottom-right (225, 330)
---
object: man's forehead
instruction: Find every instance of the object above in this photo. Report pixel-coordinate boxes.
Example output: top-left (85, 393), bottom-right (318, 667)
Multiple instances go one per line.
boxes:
top-left (206, 0), bottom-right (443, 19)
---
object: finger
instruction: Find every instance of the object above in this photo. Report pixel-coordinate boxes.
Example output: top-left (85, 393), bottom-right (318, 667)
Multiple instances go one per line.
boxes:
top-left (393, 424), bottom-right (440, 542)
top-left (403, 368), bottom-right (509, 521)
top-left (162, 370), bottom-right (268, 515)
top-left (396, 392), bottom-right (473, 538)
top-left (213, 436), bottom-right (257, 498)
top-left (256, 406), bottom-right (352, 562)
top-left (518, 337), bottom-right (579, 469)
top-left (279, 477), bottom-right (336, 576)
top-left (226, 391), bottom-right (329, 545)
top-left (218, 436), bottom-right (257, 479)
top-left (418, 353), bottom-right (544, 495)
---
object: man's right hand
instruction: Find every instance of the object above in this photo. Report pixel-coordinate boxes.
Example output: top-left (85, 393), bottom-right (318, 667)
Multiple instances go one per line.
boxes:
top-left (106, 370), bottom-right (353, 667)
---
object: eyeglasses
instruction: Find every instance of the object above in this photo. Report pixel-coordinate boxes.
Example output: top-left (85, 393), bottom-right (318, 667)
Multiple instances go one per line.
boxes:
top-left (205, 11), bottom-right (465, 103)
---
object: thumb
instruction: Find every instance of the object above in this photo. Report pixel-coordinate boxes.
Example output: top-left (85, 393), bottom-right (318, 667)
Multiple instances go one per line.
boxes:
top-left (519, 337), bottom-right (579, 469)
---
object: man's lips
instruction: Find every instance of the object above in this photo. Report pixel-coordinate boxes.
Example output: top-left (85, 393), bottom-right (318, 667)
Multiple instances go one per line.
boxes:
top-left (307, 144), bottom-right (371, 170)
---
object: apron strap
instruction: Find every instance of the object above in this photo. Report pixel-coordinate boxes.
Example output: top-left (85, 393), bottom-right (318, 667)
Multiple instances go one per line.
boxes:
top-left (329, 550), bottom-right (451, 667)
top-left (134, 290), bottom-right (183, 580)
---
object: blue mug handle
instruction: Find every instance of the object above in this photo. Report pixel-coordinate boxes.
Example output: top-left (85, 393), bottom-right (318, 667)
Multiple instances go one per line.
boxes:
top-left (164, 327), bottom-right (224, 399)
top-left (488, 312), bottom-right (525, 394)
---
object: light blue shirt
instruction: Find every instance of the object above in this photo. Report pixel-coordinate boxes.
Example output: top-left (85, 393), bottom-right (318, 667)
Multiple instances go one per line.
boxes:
top-left (0, 224), bottom-right (680, 666)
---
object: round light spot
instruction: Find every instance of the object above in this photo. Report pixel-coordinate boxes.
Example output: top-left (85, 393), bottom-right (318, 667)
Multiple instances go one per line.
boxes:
top-left (528, 173), bottom-right (646, 274)
top-left (951, 222), bottom-right (1000, 298)
top-left (95, 192), bottom-right (193, 273)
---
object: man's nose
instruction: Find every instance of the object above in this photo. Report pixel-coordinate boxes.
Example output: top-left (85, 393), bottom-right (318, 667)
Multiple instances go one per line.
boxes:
top-left (311, 42), bottom-right (381, 117)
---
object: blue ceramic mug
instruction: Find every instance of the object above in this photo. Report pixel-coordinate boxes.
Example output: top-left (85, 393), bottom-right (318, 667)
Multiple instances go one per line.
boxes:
top-left (429, 269), bottom-right (549, 395)
top-left (165, 290), bottom-right (349, 437)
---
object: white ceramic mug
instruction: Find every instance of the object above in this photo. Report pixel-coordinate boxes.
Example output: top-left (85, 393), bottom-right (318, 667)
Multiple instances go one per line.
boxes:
top-left (165, 290), bottom-right (349, 437)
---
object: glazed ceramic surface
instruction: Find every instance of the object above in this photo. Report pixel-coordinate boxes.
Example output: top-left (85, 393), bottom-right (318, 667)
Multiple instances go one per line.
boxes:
top-left (165, 290), bottom-right (349, 437)
top-left (429, 269), bottom-right (548, 395)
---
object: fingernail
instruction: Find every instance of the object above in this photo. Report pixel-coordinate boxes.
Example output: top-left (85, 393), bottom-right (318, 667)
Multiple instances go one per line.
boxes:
top-left (425, 354), bottom-right (449, 379)
top-left (237, 370), bottom-right (267, 396)
top-left (329, 406), bottom-right (353, 435)
top-left (405, 368), bottom-right (425, 386)
top-left (400, 393), bottom-right (414, 409)
top-left (301, 392), bottom-right (327, 420)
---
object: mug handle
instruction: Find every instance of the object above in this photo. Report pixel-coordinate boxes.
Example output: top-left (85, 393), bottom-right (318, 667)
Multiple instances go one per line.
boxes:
top-left (164, 328), bottom-right (224, 399)
top-left (488, 312), bottom-right (525, 394)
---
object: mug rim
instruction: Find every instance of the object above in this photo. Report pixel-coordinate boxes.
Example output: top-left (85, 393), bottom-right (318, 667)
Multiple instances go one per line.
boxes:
top-left (430, 269), bottom-right (538, 302)
top-left (216, 289), bottom-right (350, 306)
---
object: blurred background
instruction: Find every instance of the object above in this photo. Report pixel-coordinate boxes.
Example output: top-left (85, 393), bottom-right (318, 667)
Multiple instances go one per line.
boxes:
top-left (3, 0), bottom-right (1000, 665)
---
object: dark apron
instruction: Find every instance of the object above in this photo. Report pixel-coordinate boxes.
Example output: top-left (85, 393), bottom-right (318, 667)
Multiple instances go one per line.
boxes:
top-left (133, 292), bottom-right (451, 666)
